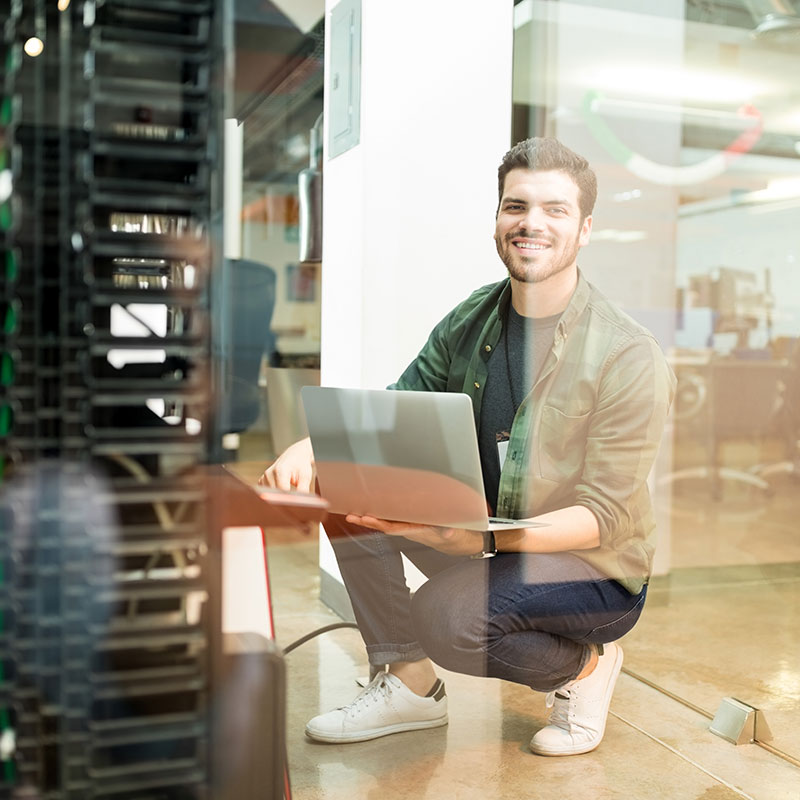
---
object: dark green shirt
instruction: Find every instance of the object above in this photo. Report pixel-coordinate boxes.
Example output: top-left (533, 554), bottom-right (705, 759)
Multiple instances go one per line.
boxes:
top-left (390, 272), bottom-right (676, 593)
top-left (479, 305), bottom-right (560, 512)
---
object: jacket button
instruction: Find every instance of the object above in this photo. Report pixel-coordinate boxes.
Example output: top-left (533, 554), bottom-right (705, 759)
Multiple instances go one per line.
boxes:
top-left (484, 344), bottom-right (492, 352)
top-left (474, 381), bottom-right (480, 389)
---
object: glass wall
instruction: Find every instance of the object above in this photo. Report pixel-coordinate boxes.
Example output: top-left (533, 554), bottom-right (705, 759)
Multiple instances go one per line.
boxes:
top-left (513, 0), bottom-right (800, 761)
top-left (225, 1), bottom-right (323, 466)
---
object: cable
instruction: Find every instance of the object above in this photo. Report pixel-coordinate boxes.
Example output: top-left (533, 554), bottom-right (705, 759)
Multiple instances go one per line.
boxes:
top-left (107, 452), bottom-right (175, 530)
top-left (279, 621), bottom-right (359, 799)
top-left (282, 622), bottom-right (359, 656)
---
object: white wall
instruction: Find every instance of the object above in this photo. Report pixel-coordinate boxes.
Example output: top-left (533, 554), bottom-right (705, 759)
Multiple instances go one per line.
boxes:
top-left (319, 0), bottom-right (514, 587)
top-left (321, 0), bottom-right (514, 390)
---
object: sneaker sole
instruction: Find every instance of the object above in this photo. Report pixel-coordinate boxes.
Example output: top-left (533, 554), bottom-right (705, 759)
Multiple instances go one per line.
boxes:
top-left (530, 736), bottom-right (603, 757)
top-left (530, 644), bottom-right (624, 757)
top-left (305, 715), bottom-right (448, 744)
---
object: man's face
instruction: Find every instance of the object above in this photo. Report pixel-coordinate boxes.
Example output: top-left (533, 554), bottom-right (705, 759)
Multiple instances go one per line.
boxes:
top-left (494, 168), bottom-right (592, 284)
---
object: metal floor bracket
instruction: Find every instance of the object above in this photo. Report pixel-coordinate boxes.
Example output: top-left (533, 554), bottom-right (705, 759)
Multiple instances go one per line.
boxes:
top-left (710, 697), bottom-right (773, 745)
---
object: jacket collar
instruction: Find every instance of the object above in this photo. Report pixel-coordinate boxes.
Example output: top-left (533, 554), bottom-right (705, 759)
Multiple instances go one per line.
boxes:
top-left (557, 269), bottom-right (591, 337)
top-left (496, 269), bottom-right (591, 334)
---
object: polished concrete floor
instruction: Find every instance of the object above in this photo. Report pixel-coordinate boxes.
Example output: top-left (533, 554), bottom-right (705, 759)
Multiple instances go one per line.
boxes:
top-left (240, 429), bottom-right (800, 798)
top-left (263, 478), bottom-right (800, 799)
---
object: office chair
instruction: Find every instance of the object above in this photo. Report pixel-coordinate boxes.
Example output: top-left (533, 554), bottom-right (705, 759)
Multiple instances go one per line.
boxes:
top-left (220, 258), bottom-right (277, 434)
top-left (659, 357), bottom-right (786, 500)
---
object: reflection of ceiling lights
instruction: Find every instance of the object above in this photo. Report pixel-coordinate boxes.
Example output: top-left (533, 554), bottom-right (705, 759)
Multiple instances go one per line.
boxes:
top-left (590, 96), bottom-right (754, 127)
top-left (759, 176), bottom-right (800, 199)
top-left (285, 133), bottom-right (309, 162)
top-left (592, 229), bottom-right (647, 243)
top-left (613, 189), bottom-right (642, 202)
top-left (679, 174), bottom-right (800, 217)
top-left (591, 65), bottom-right (770, 104)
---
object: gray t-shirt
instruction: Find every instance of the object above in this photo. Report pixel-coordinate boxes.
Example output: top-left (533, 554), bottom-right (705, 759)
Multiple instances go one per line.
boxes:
top-left (479, 304), bottom-right (560, 511)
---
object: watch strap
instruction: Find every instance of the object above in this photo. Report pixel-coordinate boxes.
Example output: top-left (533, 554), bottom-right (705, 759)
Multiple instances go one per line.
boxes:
top-left (470, 530), bottom-right (497, 559)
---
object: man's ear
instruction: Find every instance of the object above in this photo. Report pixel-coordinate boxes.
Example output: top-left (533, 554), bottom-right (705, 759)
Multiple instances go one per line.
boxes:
top-left (579, 214), bottom-right (593, 246)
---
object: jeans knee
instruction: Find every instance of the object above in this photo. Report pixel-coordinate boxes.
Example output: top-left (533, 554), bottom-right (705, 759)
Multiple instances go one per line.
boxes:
top-left (410, 579), bottom-right (486, 673)
top-left (410, 582), bottom-right (454, 662)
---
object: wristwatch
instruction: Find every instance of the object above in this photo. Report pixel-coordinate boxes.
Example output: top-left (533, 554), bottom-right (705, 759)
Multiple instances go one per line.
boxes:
top-left (470, 530), bottom-right (497, 559)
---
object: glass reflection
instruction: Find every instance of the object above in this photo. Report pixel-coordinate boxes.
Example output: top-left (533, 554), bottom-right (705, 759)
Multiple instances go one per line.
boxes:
top-left (513, 0), bottom-right (800, 761)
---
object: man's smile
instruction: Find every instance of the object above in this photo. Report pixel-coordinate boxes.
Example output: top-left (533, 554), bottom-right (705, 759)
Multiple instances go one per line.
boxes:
top-left (509, 234), bottom-right (552, 252)
top-left (513, 241), bottom-right (550, 251)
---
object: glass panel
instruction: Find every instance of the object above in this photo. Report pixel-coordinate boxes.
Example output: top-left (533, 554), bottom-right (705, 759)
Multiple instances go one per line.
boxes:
top-left (227, 5), bottom-right (324, 466)
top-left (513, 0), bottom-right (800, 760)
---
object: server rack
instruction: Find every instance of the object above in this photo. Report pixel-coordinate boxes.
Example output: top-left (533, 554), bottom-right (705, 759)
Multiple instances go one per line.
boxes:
top-left (0, 1), bottom-right (235, 797)
top-left (1, 2), bottom-right (20, 793)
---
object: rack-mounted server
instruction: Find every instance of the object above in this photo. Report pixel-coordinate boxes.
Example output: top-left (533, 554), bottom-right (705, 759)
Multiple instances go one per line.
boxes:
top-left (0, 1), bottom-right (233, 797)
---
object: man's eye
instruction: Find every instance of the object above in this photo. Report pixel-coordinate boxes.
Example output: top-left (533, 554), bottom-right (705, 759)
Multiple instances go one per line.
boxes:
top-left (548, 207), bottom-right (566, 215)
top-left (505, 204), bottom-right (523, 211)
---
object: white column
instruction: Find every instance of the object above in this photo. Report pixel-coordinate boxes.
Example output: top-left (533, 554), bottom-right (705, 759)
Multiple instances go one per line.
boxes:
top-left (223, 118), bottom-right (243, 260)
top-left (319, 0), bottom-right (514, 604)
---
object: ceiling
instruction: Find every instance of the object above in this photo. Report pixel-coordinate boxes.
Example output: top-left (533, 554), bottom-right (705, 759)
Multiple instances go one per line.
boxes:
top-left (512, 0), bottom-right (800, 210)
top-left (233, 0), bottom-right (324, 184)
top-left (236, 0), bottom-right (800, 197)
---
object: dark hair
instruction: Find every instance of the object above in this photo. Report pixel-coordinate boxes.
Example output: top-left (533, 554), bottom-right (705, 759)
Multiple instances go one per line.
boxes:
top-left (497, 137), bottom-right (597, 220)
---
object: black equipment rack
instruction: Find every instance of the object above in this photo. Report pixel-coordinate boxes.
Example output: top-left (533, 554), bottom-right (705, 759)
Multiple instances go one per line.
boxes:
top-left (1, 1), bottom-right (227, 797)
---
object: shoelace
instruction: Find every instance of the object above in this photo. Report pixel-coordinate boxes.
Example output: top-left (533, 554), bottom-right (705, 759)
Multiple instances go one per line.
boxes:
top-left (346, 673), bottom-right (394, 716)
top-left (544, 690), bottom-right (572, 729)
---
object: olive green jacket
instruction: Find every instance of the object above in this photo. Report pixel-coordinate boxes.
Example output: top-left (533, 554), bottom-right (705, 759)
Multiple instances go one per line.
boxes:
top-left (391, 272), bottom-right (676, 593)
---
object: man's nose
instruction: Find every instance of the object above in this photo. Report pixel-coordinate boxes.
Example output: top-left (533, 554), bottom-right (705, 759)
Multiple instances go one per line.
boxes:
top-left (521, 206), bottom-right (546, 230)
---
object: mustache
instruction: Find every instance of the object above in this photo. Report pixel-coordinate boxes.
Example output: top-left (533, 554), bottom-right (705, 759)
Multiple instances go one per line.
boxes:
top-left (504, 228), bottom-right (553, 243)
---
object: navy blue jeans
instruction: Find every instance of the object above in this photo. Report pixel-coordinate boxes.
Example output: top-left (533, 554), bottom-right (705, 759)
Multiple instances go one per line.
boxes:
top-left (324, 515), bottom-right (647, 692)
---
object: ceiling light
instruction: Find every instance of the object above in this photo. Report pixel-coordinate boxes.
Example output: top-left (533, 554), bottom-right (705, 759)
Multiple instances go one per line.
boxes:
top-left (613, 189), bottom-right (642, 202)
top-left (761, 176), bottom-right (800, 199)
top-left (0, 170), bottom-right (12, 204)
top-left (23, 37), bottom-right (44, 57)
top-left (592, 229), bottom-right (647, 244)
top-left (742, 0), bottom-right (800, 37)
top-left (58, 0), bottom-right (70, 10)
top-left (590, 65), bottom-right (769, 104)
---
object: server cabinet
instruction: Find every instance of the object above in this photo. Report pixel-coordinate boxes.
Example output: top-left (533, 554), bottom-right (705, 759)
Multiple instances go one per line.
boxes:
top-left (0, 2), bottom-right (279, 797)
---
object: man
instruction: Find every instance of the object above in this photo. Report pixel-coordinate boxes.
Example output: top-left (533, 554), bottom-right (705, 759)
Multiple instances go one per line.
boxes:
top-left (260, 138), bottom-right (675, 756)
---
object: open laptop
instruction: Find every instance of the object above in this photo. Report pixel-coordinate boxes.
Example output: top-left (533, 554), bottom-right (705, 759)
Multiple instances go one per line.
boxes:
top-left (301, 386), bottom-right (547, 532)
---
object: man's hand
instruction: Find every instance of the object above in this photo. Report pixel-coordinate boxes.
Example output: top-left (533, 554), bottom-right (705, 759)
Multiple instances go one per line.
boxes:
top-left (258, 437), bottom-right (315, 492)
top-left (345, 514), bottom-right (484, 556)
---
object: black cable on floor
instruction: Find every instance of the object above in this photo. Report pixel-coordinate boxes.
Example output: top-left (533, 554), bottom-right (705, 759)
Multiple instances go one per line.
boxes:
top-left (282, 622), bottom-right (360, 655)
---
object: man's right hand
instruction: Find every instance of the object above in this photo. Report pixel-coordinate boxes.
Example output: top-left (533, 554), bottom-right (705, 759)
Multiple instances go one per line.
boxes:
top-left (258, 437), bottom-right (315, 493)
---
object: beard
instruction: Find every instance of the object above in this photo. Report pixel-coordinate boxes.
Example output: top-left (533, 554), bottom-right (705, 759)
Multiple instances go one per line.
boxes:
top-left (496, 228), bottom-right (582, 284)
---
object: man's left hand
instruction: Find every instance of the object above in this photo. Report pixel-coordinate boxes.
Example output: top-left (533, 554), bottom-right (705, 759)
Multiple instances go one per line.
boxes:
top-left (345, 515), bottom-right (483, 556)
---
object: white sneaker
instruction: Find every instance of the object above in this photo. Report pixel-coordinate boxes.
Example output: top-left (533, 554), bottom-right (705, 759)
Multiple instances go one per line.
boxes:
top-left (530, 642), bottom-right (623, 756)
top-left (305, 672), bottom-right (448, 743)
